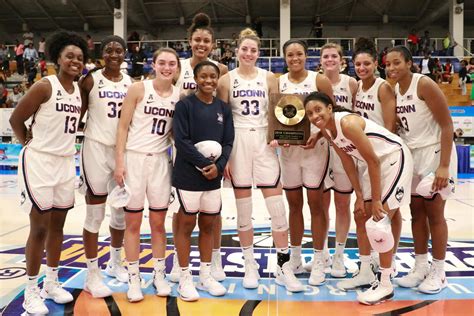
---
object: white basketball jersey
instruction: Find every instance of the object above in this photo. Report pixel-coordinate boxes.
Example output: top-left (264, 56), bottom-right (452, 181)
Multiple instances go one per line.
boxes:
top-left (28, 75), bottom-right (81, 156)
top-left (84, 70), bottom-right (132, 146)
top-left (395, 73), bottom-right (441, 149)
top-left (175, 58), bottom-right (218, 98)
top-left (228, 68), bottom-right (269, 128)
top-left (328, 112), bottom-right (403, 162)
top-left (354, 77), bottom-right (385, 126)
top-left (126, 80), bottom-right (179, 154)
top-left (279, 70), bottom-right (317, 94)
top-left (279, 70), bottom-right (318, 132)
top-left (332, 74), bottom-right (353, 110)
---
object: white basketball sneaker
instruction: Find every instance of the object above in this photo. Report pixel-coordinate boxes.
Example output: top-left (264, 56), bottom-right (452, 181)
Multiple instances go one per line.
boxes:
top-left (153, 268), bottom-right (172, 297)
top-left (197, 274), bottom-right (227, 296)
top-left (178, 271), bottom-right (199, 302)
top-left (330, 253), bottom-right (347, 278)
top-left (336, 263), bottom-right (376, 291)
top-left (23, 286), bottom-right (49, 315)
top-left (127, 274), bottom-right (144, 302)
top-left (304, 251), bottom-right (332, 273)
top-left (275, 262), bottom-right (304, 292)
top-left (211, 250), bottom-right (226, 282)
top-left (308, 258), bottom-right (326, 286)
top-left (40, 280), bottom-right (73, 304)
top-left (418, 265), bottom-right (448, 294)
top-left (397, 263), bottom-right (430, 288)
top-left (243, 259), bottom-right (260, 289)
top-left (84, 269), bottom-right (113, 298)
top-left (105, 260), bottom-right (128, 283)
top-left (169, 254), bottom-right (180, 283)
top-left (357, 273), bottom-right (394, 305)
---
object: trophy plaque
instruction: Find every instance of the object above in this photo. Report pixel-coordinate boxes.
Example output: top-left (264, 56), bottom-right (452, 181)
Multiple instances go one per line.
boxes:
top-left (268, 93), bottom-right (310, 145)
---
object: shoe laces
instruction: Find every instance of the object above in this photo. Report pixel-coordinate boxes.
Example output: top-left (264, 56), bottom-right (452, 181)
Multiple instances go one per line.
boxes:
top-left (26, 286), bottom-right (42, 300)
top-left (425, 266), bottom-right (441, 282)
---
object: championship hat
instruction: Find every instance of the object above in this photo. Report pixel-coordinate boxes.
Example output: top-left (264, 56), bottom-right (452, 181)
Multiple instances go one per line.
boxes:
top-left (194, 140), bottom-right (222, 171)
top-left (365, 215), bottom-right (394, 253)
top-left (415, 173), bottom-right (455, 200)
top-left (108, 180), bottom-right (132, 208)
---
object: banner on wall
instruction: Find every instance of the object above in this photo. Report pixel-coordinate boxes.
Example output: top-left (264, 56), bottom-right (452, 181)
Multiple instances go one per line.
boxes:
top-left (0, 143), bottom-right (81, 167)
top-left (450, 106), bottom-right (474, 137)
top-left (0, 108), bottom-right (14, 136)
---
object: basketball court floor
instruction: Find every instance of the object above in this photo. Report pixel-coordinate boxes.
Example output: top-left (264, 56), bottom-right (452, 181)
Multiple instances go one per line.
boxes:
top-left (0, 172), bottom-right (473, 315)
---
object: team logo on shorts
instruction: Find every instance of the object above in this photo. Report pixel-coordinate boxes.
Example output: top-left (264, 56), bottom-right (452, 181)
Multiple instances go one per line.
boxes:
top-left (217, 113), bottom-right (224, 124)
top-left (20, 190), bottom-right (26, 205)
top-left (395, 186), bottom-right (404, 202)
top-left (329, 168), bottom-right (334, 180)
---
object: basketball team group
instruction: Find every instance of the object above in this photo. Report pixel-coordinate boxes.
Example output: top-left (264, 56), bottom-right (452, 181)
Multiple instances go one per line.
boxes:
top-left (9, 12), bottom-right (456, 315)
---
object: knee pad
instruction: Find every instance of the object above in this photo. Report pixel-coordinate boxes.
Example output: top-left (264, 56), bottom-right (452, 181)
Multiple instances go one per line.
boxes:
top-left (265, 196), bottom-right (288, 232)
top-left (109, 206), bottom-right (126, 230)
top-left (236, 197), bottom-right (253, 231)
top-left (83, 203), bottom-right (106, 233)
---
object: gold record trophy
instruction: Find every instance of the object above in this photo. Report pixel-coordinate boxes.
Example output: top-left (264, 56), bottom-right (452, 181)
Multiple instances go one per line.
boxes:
top-left (268, 93), bottom-right (310, 145)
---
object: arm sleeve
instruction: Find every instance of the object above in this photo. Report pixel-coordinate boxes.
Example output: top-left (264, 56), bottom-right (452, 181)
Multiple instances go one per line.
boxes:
top-left (215, 102), bottom-right (235, 174)
top-left (173, 99), bottom-right (213, 169)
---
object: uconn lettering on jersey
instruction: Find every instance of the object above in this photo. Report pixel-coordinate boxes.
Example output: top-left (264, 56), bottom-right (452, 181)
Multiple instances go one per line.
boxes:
top-left (341, 143), bottom-right (356, 153)
top-left (98, 91), bottom-right (127, 99)
top-left (335, 94), bottom-right (349, 105)
top-left (396, 104), bottom-right (416, 114)
top-left (56, 103), bottom-right (81, 114)
top-left (144, 106), bottom-right (174, 117)
top-left (354, 100), bottom-right (374, 111)
top-left (232, 89), bottom-right (266, 98)
top-left (183, 82), bottom-right (197, 90)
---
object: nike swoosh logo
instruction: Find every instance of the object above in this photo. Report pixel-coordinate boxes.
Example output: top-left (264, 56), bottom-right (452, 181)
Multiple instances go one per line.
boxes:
top-left (98, 85), bottom-right (105, 89)
top-left (146, 101), bottom-right (154, 104)
top-left (390, 162), bottom-right (396, 166)
top-left (56, 98), bottom-right (64, 101)
top-left (233, 85), bottom-right (239, 89)
top-left (435, 149), bottom-right (441, 154)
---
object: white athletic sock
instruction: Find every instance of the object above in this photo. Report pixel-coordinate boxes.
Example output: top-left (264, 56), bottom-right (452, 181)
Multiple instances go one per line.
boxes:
top-left (415, 253), bottom-right (429, 266)
top-left (380, 268), bottom-right (392, 286)
top-left (110, 246), bottom-right (122, 264)
top-left (200, 262), bottom-right (211, 279)
top-left (432, 258), bottom-right (444, 270)
top-left (313, 249), bottom-right (323, 261)
top-left (242, 246), bottom-right (254, 261)
top-left (86, 257), bottom-right (99, 271)
top-left (335, 242), bottom-right (346, 256)
top-left (359, 255), bottom-right (372, 272)
top-left (127, 261), bottom-right (140, 276)
top-left (290, 245), bottom-right (302, 258)
top-left (45, 266), bottom-right (58, 282)
top-left (26, 275), bottom-right (39, 289)
top-left (153, 258), bottom-right (165, 271)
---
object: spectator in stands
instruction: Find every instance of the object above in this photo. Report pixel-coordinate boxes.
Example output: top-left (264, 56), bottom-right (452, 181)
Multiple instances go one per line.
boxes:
top-left (252, 17), bottom-right (263, 38)
top-left (86, 34), bottom-right (95, 59)
top-left (6, 84), bottom-right (23, 107)
top-left (419, 30), bottom-right (432, 54)
top-left (130, 45), bottom-right (146, 79)
top-left (25, 58), bottom-right (37, 86)
top-left (0, 44), bottom-right (6, 72)
top-left (220, 49), bottom-right (233, 67)
top-left (127, 31), bottom-right (140, 52)
top-left (432, 58), bottom-right (443, 83)
top-left (459, 60), bottom-right (468, 95)
top-left (467, 57), bottom-right (474, 83)
top-left (23, 43), bottom-right (38, 63)
top-left (84, 58), bottom-right (95, 72)
top-left (38, 37), bottom-right (46, 58)
top-left (419, 51), bottom-right (434, 81)
top-left (23, 31), bottom-right (34, 46)
top-left (0, 81), bottom-right (7, 108)
top-left (38, 56), bottom-right (47, 77)
top-left (407, 29), bottom-right (419, 56)
top-left (14, 40), bottom-right (24, 75)
top-left (442, 59), bottom-right (454, 84)
top-left (443, 32), bottom-right (456, 56)
top-left (378, 47), bottom-right (388, 79)
top-left (175, 41), bottom-right (184, 53)
top-left (210, 43), bottom-right (221, 62)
